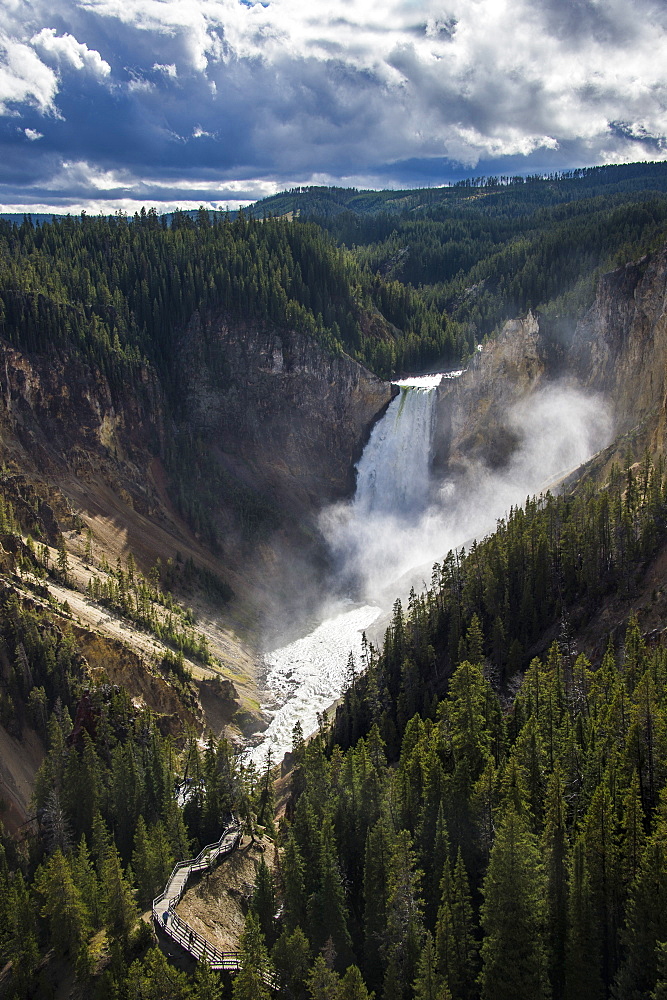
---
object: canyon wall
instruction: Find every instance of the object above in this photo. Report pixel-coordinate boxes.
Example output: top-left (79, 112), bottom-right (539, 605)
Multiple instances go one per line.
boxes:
top-left (570, 249), bottom-right (667, 457)
top-left (179, 311), bottom-right (396, 512)
top-left (434, 245), bottom-right (667, 481)
top-left (0, 314), bottom-right (395, 612)
top-left (433, 312), bottom-right (547, 475)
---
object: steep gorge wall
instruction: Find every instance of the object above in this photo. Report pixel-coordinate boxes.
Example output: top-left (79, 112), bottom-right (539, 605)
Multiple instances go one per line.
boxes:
top-left (433, 244), bottom-right (667, 481)
top-left (0, 314), bottom-right (395, 609)
top-left (433, 312), bottom-right (547, 475)
top-left (0, 342), bottom-right (164, 500)
top-left (179, 311), bottom-right (396, 511)
top-left (570, 248), bottom-right (667, 457)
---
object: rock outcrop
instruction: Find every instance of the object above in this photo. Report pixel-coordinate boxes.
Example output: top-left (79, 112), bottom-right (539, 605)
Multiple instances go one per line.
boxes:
top-left (179, 311), bottom-right (396, 511)
top-left (433, 312), bottom-right (547, 474)
top-left (0, 314), bottom-right (395, 624)
top-left (570, 249), bottom-right (667, 457)
top-left (433, 245), bottom-right (667, 481)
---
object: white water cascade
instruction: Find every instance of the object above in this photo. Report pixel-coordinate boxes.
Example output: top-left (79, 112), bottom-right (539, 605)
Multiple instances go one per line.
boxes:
top-left (247, 374), bottom-right (447, 767)
top-left (248, 373), bottom-right (613, 768)
top-left (354, 381), bottom-right (439, 517)
top-left (321, 373), bottom-right (450, 604)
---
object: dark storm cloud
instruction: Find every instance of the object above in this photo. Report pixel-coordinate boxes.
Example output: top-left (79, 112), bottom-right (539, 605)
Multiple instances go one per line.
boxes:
top-left (0, 0), bottom-right (665, 211)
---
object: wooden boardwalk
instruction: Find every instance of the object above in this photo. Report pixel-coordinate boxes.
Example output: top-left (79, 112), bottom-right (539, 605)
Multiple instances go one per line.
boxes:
top-left (152, 820), bottom-right (244, 972)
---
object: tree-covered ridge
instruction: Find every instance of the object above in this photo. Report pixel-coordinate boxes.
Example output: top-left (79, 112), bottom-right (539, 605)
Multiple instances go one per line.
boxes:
top-left (252, 162), bottom-right (667, 344)
top-left (229, 454), bottom-right (667, 1000)
top-left (251, 162), bottom-right (667, 221)
top-left (331, 456), bottom-right (667, 757)
top-left (0, 210), bottom-right (467, 384)
top-left (0, 586), bottom-right (263, 998)
top-left (5, 162), bottom-right (667, 392)
top-left (276, 617), bottom-right (667, 1000)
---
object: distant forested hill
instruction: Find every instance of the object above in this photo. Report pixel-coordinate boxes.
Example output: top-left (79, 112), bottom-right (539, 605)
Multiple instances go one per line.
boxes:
top-left (5, 162), bottom-right (667, 386)
top-left (250, 161), bottom-right (667, 344)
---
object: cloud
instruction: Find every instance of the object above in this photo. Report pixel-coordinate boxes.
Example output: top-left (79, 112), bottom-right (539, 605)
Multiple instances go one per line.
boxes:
top-left (0, 0), bottom-right (665, 209)
top-left (31, 28), bottom-right (110, 78)
top-left (153, 62), bottom-right (177, 78)
top-left (0, 35), bottom-right (58, 114)
top-left (24, 127), bottom-right (43, 140)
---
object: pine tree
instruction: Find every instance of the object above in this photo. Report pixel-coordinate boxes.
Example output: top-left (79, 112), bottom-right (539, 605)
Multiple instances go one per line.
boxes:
top-left (307, 953), bottom-right (342, 1000)
top-left (565, 839), bottom-right (602, 1000)
top-left (619, 770), bottom-right (646, 897)
top-left (383, 829), bottom-right (424, 1000)
top-left (272, 926), bottom-right (312, 999)
top-left (466, 615), bottom-right (484, 665)
top-left (193, 958), bottom-right (224, 1000)
top-left (282, 833), bottom-right (308, 930)
top-left (132, 815), bottom-right (157, 909)
top-left (582, 779), bottom-right (621, 992)
top-left (414, 931), bottom-right (449, 1000)
top-left (479, 806), bottom-right (548, 1000)
top-left (448, 850), bottom-right (477, 1000)
top-left (424, 801), bottom-right (450, 927)
top-left (99, 842), bottom-right (139, 946)
top-left (126, 946), bottom-right (192, 999)
top-left (543, 765), bottom-right (568, 1000)
top-left (233, 911), bottom-right (273, 1000)
top-left (308, 816), bottom-right (354, 971)
top-left (615, 802), bottom-right (667, 1000)
top-left (4, 871), bottom-right (39, 999)
top-left (73, 834), bottom-right (102, 928)
top-left (340, 964), bottom-right (374, 1000)
top-left (34, 849), bottom-right (92, 977)
top-left (252, 855), bottom-right (276, 946)
top-left (363, 819), bottom-right (391, 989)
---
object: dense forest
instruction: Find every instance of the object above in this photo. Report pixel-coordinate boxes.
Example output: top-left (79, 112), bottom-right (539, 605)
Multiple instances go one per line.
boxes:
top-left (0, 209), bottom-right (466, 384)
top-left (252, 161), bottom-right (667, 344)
top-left (4, 161), bottom-right (667, 394)
top-left (3, 457), bottom-right (667, 998)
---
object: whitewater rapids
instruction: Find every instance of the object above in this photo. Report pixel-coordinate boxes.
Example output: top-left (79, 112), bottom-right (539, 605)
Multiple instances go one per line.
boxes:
top-left (247, 372), bottom-right (613, 768)
top-left (247, 604), bottom-right (382, 768)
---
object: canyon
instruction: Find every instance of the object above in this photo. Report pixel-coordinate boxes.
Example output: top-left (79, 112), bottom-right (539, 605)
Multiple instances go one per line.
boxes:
top-left (2, 243), bottom-right (667, 827)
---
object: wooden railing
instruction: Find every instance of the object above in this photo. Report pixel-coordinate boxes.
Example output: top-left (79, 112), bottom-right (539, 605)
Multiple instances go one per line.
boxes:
top-left (152, 818), bottom-right (244, 972)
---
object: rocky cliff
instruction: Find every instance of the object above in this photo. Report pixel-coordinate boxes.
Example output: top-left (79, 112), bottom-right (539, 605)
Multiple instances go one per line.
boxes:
top-left (433, 244), bottom-right (667, 481)
top-left (0, 314), bottom-right (395, 640)
top-left (433, 312), bottom-right (547, 475)
top-left (179, 311), bottom-right (395, 510)
top-left (570, 248), bottom-right (667, 458)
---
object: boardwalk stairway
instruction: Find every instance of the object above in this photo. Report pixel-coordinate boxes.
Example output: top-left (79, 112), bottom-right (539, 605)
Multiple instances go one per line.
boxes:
top-left (152, 820), bottom-right (245, 972)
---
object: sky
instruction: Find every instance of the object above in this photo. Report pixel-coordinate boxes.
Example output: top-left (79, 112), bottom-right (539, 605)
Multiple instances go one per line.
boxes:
top-left (1, 0), bottom-right (667, 214)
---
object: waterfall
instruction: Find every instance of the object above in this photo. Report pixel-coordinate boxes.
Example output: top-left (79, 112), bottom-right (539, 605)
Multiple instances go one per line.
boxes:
top-left (353, 383), bottom-right (439, 518)
top-left (248, 376), bottom-right (446, 767)
top-left (320, 374), bottom-right (446, 601)
top-left (250, 375), bottom-right (613, 767)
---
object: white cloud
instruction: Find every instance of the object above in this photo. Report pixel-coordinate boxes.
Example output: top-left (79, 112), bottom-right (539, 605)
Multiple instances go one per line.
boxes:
top-left (153, 62), bottom-right (177, 77)
top-left (74, 0), bottom-right (667, 168)
top-left (24, 127), bottom-right (43, 140)
top-left (0, 34), bottom-right (58, 114)
top-left (31, 28), bottom-right (111, 78)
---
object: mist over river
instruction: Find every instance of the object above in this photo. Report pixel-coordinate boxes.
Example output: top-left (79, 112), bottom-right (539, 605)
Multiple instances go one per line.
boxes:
top-left (248, 374), bottom-right (612, 768)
